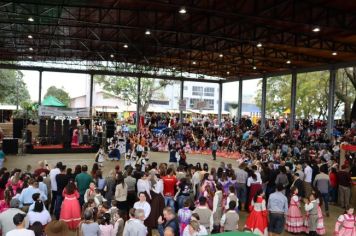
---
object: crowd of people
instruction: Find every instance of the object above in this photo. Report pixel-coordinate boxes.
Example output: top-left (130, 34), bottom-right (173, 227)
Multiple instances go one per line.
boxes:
top-left (0, 115), bottom-right (355, 236)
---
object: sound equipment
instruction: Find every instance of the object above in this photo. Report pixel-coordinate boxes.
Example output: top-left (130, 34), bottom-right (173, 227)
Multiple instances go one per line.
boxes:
top-left (39, 119), bottom-right (47, 137)
top-left (3, 138), bottom-right (18, 154)
top-left (54, 120), bottom-right (63, 144)
top-left (13, 119), bottom-right (24, 139)
top-left (47, 119), bottom-right (54, 139)
top-left (70, 120), bottom-right (77, 127)
top-left (63, 120), bottom-right (69, 142)
top-left (106, 120), bottom-right (115, 138)
top-left (25, 130), bottom-right (32, 144)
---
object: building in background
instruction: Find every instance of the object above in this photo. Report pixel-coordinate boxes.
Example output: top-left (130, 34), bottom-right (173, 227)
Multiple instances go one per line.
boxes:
top-left (70, 80), bottom-right (260, 117)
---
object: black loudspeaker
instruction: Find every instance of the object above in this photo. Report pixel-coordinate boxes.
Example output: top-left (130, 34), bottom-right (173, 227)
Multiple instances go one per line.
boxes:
top-left (25, 130), bottom-right (32, 144)
top-left (47, 120), bottom-right (54, 144)
top-left (13, 119), bottom-right (24, 139)
top-left (39, 119), bottom-right (47, 137)
top-left (3, 138), bottom-right (18, 154)
top-left (70, 120), bottom-right (77, 127)
top-left (63, 120), bottom-right (69, 142)
top-left (54, 120), bottom-right (62, 144)
top-left (106, 120), bottom-right (115, 138)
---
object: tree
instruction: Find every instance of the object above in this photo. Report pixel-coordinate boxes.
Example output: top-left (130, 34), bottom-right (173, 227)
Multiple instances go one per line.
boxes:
top-left (340, 68), bottom-right (356, 122)
top-left (95, 76), bottom-right (173, 114)
top-left (255, 71), bottom-right (342, 119)
top-left (0, 70), bottom-right (30, 106)
top-left (44, 86), bottom-right (71, 107)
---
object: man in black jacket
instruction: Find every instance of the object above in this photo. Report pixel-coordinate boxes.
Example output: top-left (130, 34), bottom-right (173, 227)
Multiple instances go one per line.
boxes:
top-left (158, 207), bottom-right (179, 236)
top-left (290, 173), bottom-right (305, 198)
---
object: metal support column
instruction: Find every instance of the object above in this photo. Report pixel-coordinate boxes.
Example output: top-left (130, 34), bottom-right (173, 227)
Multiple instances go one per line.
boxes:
top-left (89, 74), bottom-right (94, 116)
top-left (136, 77), bottom-right (141, 130)
top-left (237, 79), bottom-right (243, 122)
top-left (179, 80), bottom-right (184, 123)
top-left (218, 82), bottom-right (223, 125)
top-left (38, 70), bottom-right (43, 105)
top-left (289, 72), bottom-right (297, 134)
top-left (260, 76), bottom-right (267, 136)
top-left (327, 68), bottom-right (336, 139)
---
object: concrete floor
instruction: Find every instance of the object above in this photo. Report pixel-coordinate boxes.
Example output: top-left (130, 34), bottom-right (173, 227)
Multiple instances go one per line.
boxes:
top-left (4, 151), bottom-right (342, 235)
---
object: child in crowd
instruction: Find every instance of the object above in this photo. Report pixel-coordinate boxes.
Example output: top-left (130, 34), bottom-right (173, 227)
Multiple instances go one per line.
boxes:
top-left (178, 200), bottom-right (192, 235)
top-left (84, 182), bottom-right (96, 203)
top-left (225, 185), bottom-right (239, 212)
top-left (94, 188), bottom-right (107, 206)
top-left (220, 201), bottom-right (239, 232)
top-left (99, 213), bottom-right (114, 236)
top-left (304, 192), bottom-right (324, 236)
top-left (95, 146), bottom-right (105, 167)
top-left (334, 207), bottom-right (355, 236)
top-left (285, 187), bottom-right (303, 233)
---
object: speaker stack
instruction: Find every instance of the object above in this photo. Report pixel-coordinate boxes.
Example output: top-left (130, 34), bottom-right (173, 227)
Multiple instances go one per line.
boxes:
top-left (54, 120), bottom-right (63, 144)
top-left (13, 119), bottom-right (24, 139)
top-left (39, 119), bottom-right (47, 137)
top-left (106, 120), bottom-right (115, 138)
top-left (3, 138), bottom-right (18, 154)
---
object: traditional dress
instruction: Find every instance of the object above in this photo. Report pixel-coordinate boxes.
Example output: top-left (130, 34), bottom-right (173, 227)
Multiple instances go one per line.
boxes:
top-left (60, 190), bottom-right (81, 229)
top-left (304, 200), bottom-right (325, 235)
top-left (178, 207), bottom-right (192, 235)
top-left (285, 194), bottom-right (304, 233)
top-left (212, 190), bottom-right (223, 230)
top-left (334, 214), bottom-right (356, 236)
top-left (247, 182), bottom-right (262, 210)
top-left (218, 179), bottom-right (230, 194)
top-left (244, 196), bottom-right (268, 236)
top-left (145, 179), bottom-right (164, 235)
top-left (71, 129), bottom-right (79, 147)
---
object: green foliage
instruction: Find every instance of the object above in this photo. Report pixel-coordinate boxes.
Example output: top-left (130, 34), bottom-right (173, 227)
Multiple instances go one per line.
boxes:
top-left (0, 69), bottom-right (30, 106)
top-left (339, 68), bottom-right (356, 121)
top-left (44, 86), bottom-right (70, 107)
top-left (255, 71), bottom-right (344, 119)
top-left (13, 101), bottom-right (39, 119)
top-left (95, 75), bottom-right (173, 114)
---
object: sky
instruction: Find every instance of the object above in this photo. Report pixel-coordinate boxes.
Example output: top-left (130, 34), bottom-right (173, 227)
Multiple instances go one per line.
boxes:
top-left (22, 71), bottom-right (90, 101)
top-left (21, 70), bottom-right (261, 103)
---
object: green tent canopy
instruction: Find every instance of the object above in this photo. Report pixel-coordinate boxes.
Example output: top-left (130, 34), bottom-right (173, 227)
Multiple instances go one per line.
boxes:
top-left (42, 96), bottom-right (66, 107)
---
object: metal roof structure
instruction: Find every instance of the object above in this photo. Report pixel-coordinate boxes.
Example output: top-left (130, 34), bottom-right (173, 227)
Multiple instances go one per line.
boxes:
top-left (0, 0), bottom-right (356, 82)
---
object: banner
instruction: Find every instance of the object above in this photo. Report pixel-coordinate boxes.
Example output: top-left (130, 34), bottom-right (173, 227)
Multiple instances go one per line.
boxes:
top-left (178, 99), bottom-right (186, 111)
top-left (196, 100), bottom-right (207, 110)
top-left (38, 106), bottom-right (90, 118)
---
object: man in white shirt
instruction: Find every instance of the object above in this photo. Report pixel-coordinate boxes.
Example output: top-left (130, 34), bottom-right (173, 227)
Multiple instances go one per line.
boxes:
top-left (0, 199), bottom-right (29, 235)
top-left (303, 161), bottom-right (313, 197)
top-left (6, 213), bottom-right (34, 236)
top-left (123, 208), bottom-right (147, 236)
top-left (133, 192), bottom-right (151, 220)
top-left (49, 162), bottom-right (62, 214)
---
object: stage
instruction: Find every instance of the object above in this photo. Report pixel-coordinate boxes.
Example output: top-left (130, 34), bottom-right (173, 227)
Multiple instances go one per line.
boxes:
top-left (27, 144), bottom-right (98, 154)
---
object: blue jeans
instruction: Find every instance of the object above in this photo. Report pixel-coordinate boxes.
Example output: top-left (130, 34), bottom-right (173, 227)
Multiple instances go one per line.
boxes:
top-left (164, 196), bottom-right (175, 211)
top-left (54, 195), bottom-right (63, 220)
top-left (177, 195), bottom-right (189, 209)
top-left (329, 187), bottom-right (337, 203)
top-left (79, 194), bottom-right (85, 207)
top-left (321, 192), bottom-right (329, 212)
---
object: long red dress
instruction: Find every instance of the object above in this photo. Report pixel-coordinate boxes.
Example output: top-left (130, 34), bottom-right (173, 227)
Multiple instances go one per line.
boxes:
top-left (285, 195), bottom-right (304, 233)
top-left (71, 130), bottom-right (79, 147)
top-left (60, 190), bottom-right (81, 229)
top-left (244, 196), bottom-right (268, 236)
top-left (247, 183), bottom-right (262, 210)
